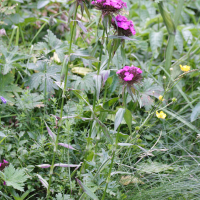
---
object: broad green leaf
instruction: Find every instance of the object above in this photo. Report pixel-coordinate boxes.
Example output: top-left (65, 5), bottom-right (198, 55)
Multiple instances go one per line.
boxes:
top-left (124, 109), bottom-right (132, 133)
top-left (149, 30), bottom-right (163, 58)
top-left (0, 131), bottom-right (6, 137)
top-left (34, 30), bottom-right (67, 62)
top-left (70, 74), bottom-right (95, 93)
top-left (0, 164), bottom-right (28, 191)
top-left (0, 45), bottom-right (28, 75)
top-left (15, 91), bottom-right (44, 110)
top-left (182, 29), bottom-right (193, 44)
top-left (26, 61), bottom-right (61, 95)
top-left (0, 72), bottom-right (22, 102)
top-left (191, 102), bottom-right (200, 122)
top-left (134, 78), bottom-right (163, 110)
top-left (37, 1), bottom-right (50, 9)
top-left (114, 108), bottom-right (125, 131)
top-left (174, 29), bottom-right (183, 53)
top-left (76, 178), bottom-right (99, 200)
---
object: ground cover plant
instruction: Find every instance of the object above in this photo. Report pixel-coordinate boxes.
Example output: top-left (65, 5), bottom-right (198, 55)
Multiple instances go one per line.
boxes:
top-left (0, 0), bottom-right (200, 199)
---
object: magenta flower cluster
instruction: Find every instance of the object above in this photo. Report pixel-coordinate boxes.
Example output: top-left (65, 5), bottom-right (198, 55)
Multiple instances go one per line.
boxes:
top-left (116, 65), bottom-right (142, 85)
top-left (112, 15), bottom-right (136, 36)
top-left (91, 0), bottom-right (127, 16)
top-left (91, 0), bottom-right (127, 9)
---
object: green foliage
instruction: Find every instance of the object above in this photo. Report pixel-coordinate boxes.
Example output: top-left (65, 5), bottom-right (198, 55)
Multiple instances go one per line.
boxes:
top-left (0, 45), bottom-right (28, 75)
top-left (26, 61), bottom-right (61, 95)
top-left (0, 0), bottom-right (200, 199)
top-left (15, 90), bottom-right (44, 110)
top-left (0, 164), bottom-right (28, 191)
top-left (0, 72), bottom-right (22, 102)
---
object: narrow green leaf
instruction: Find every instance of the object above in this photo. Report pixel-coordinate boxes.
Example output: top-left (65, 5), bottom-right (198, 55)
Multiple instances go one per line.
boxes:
top-left (191, 102), bottom-right (200, 122)
top-left (124, 109), bottom-right (132, 133)
top-left (76, 178), bottom-right (99, 200)
top-left (37, 1), bottom-right (50, 9)
top-left (163, 108), bottom-right (200, 134)
top-left (114, 108), bottom-right (125, 131)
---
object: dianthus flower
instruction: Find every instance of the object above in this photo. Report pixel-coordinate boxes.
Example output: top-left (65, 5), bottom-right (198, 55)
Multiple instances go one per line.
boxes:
top-left (0, 96), bottom-right (6, 104)
top-left (116, 65), bottom-right (142, 85)
top-left (91, 0), bottom-right (127, 15)
top-left (180, 64), bottom-right (190, 72)
top-left (112, 15), bottom-right (136, 36)
top-left (0, 160), bottom-right (9, 171)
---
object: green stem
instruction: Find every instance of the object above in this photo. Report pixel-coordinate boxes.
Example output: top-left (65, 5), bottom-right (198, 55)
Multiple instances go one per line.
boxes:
top-left (15, 26), bottom-right (19, 46)
top-left (69, 3), bottom-right (78, 53)
top-left (8, 26), bottom-right (17, 49)
top-left (158, 0), bottom-right (184, 73)
top-left (30, 22), bottom-right (47, 45)
top-left (101, 127), bottom-right (119, 200)
top-left (46, 5), bottom-right (78, 198)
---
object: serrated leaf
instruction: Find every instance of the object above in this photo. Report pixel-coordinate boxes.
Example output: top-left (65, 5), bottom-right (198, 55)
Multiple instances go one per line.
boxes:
top-left (26, 61), bottom-right (61, 95)
top-left (0, 164), bottom-right (28, 191)
top-left (34, 30), bottom-right (67, 61)
top-left (191, 102), bottom-right (200, 122)
top-left (0, 45), bottom-right (28, 75)
top-left (70, 74), bottom-right (95, 93)
top-left (15, 91), bottom-right (44, 110)
top-left (134, 78), bottom-right (164, 110)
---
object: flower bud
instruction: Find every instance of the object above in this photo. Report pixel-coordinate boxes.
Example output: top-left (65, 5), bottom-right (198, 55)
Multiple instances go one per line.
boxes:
top-left (0, 29), bottom-right (6, 36)
top-left (172, 97), bottom-right (177, 102)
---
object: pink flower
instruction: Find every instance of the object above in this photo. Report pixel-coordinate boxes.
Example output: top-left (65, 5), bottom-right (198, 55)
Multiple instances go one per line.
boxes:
top-left (124, 74), bottom-right (134, 81)
top-left (3, 160), bottom-right (8, 164)
top-left (91, 0), bottom-right (127, 15)
top-left (116, 65), bottom-right (142, 85)
top-left (123, 66), bottom-right (130, 71)
top-left (112, 15), bottom-right (136, 36)
top-left (116, 69), bottom-right (124, 74)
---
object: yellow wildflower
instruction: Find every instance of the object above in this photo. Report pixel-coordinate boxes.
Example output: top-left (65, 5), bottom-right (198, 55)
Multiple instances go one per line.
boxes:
top-left (156, 111), bottom-right (166, 119)
top-left (180, 65), bottom-right (190, 72)
top-left (158, 95), bottom-right (164, 101)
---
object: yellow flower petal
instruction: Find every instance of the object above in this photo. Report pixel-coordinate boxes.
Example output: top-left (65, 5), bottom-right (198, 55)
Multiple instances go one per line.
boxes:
top-left (156, 111), bottom-right (166, 119)
top-left (159, 95), bottom-right (164, 101)
top-left (180, 65), bottom-right (190, 72)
